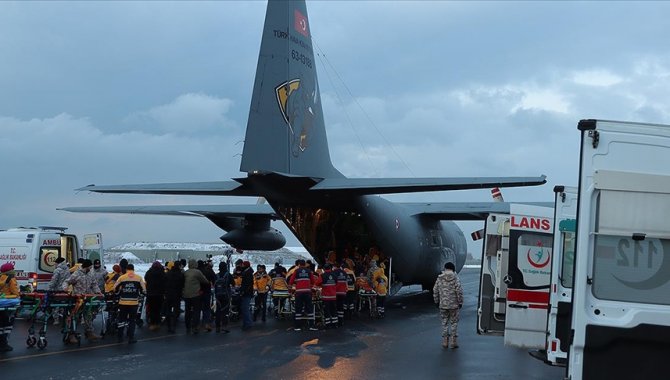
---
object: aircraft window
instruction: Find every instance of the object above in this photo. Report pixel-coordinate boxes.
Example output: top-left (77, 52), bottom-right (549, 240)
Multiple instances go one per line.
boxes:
top-left (38, 247), bottom-right (61, 273)
top-left (516, 233), bottom-right (553, 288)
top-left (560, 232), bottom-right (575, 288)
top-left (592, 234), bottom-right (670, 305)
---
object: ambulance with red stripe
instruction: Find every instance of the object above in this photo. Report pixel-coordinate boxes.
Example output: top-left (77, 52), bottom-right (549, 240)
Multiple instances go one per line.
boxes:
top-left (477, 203), bottom-right (554, 349)
top-left (0, 226), bottom-right (84, 291)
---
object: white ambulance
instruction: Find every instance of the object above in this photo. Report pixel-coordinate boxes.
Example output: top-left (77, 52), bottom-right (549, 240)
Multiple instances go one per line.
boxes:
top-left (543, 185), bottom-right (577, 366)
top-left (569, 119), bottom-right (670, 379)
top-left (0, 226), bottom-right (84, 291)
top-left (477, 203), bottom-right (554, 349)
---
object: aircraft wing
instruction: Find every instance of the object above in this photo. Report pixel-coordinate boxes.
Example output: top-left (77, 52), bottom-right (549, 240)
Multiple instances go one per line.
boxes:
top-left (59, 204), bottom-right (278, 219)
top-left (309, 175), bottom-right (547, 196)
top-left (401, 201), bottom-right (555, 220)
top-left (75, 180), bottom-right (257, 196)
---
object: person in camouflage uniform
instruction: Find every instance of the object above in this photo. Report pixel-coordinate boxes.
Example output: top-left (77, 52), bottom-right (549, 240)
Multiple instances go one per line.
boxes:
top-left (65, 259), bottom-right (103, 343)
top-left (433, 262), bottom-right (463, 349)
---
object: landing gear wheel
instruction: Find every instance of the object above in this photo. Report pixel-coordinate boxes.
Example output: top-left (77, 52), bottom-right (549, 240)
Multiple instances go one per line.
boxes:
top-left (37, 337), bottom-right (48, 350)
top-left (26, 336), bottom-right (37, 347)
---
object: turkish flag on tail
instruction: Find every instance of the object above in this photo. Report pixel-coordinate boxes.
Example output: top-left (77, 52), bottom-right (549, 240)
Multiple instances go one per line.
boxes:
top-left (294, 9), bottom-right (309, 37)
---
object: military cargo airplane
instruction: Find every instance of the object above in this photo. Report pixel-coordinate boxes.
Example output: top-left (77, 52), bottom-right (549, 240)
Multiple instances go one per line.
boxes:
top-left (61, 0), bottom-right (547, 292)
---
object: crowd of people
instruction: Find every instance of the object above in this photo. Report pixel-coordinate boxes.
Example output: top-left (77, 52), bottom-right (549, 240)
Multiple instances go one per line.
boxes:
top-left (0, 247), bottom-right (464, 351)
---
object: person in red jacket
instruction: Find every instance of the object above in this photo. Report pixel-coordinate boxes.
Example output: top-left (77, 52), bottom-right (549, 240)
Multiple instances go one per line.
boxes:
top-left (333, 262), bottom-right (348, 326)
top-left (316, 263), bottom-right (337, 329)
top-left (288, 259), bottom-right (317, 331)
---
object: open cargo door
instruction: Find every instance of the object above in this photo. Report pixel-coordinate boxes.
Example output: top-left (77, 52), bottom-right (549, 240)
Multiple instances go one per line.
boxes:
top-left (569, 119), bottom-right (670, 380)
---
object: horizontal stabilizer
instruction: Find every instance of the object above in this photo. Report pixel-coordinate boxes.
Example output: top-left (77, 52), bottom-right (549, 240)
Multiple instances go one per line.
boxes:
top-left (59, 204), bottom-right (278, 218)
top-left (310, 175), bottom-right (547, 196)
top-left (76, 181), bottom-right (256, 196)
top-left (404, 201), bottom-right (554, 220)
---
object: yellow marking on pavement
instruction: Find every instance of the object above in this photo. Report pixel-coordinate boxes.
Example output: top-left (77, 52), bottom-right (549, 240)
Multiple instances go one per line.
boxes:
top-left (0, 334), bottom-right (182, 363)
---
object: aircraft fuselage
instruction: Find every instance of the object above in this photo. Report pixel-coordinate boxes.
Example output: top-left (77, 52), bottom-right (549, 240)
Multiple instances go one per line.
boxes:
top-left (271, 193), bottom-right (467, 289)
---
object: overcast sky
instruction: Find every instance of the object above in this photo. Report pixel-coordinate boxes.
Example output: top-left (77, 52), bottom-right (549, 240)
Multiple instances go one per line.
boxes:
top-left (2, 1), bottom-right (670, 252)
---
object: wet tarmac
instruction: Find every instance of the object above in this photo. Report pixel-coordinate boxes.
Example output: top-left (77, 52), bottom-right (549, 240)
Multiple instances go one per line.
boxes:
top-left (1, 268), bottom-right (566, 379)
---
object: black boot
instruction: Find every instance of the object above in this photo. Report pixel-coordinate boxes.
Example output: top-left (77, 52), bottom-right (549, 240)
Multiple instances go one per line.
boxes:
top-left (0, 334), bottom-right (13, 352)
top-left (117, 327), bottom-right (124, 343)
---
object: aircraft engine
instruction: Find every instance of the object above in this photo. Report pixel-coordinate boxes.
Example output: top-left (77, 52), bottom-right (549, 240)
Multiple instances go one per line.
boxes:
top-left (220, 227), bottom-right (286, 250)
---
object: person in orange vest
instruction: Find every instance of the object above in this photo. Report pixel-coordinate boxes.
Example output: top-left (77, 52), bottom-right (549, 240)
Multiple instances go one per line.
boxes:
top-left (372, 263), bottom-right (388, 318)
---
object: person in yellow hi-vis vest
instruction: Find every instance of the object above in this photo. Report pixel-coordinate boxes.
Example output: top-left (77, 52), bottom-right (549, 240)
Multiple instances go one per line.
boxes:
top-left (114, 264), bottom-right (146, 344)
top-left (0, 262), bottom-right (20, 352)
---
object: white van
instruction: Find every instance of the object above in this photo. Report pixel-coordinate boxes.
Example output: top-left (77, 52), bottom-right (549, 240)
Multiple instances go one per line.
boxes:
top-left (543, 185), bottom-right (577, 366)
top-left (0, 226), bottom-right (83, 291)
top-left (569, 119), bottom-right (670, 379)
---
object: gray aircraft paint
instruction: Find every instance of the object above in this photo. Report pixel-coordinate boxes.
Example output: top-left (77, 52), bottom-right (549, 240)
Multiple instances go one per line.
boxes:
top-left (241, 0), bottom-right (342, 179)
top-left (62, 0), bottom-right (547, 290)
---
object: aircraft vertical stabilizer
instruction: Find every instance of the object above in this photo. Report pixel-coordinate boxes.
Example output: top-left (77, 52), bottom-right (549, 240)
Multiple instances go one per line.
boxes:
top-left (241, 0), bottom-right (342, 179)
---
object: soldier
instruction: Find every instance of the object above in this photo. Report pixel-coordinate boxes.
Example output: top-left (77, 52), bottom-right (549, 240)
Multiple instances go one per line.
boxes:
top-left (65, 259), bottom-right (103, 343)
top-left (433, 262), bottom-right (464, 349)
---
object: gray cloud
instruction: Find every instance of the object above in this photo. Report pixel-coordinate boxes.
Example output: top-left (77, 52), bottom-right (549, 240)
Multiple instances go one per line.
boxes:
top-left (2, 1), bottom-right (670, 252)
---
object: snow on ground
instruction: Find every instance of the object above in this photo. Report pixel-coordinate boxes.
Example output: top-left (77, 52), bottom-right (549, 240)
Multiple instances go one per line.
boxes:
top-left (103, 243), bottom-right (312, 278)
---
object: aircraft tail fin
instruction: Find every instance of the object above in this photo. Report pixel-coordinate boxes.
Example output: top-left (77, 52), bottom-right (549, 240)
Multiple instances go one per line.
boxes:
top-left (240, 0), bottom-right (342, 179)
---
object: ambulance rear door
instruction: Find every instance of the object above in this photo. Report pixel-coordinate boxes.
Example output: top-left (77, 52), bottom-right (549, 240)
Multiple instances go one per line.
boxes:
top-left (477, 213), bottom-right (509, 335)
top-left (503, 204), bottom-right (553, 348)
top-left (545, 185), bottom-right (577, 366)
top-left (569, 119), bottom-right (670, 380)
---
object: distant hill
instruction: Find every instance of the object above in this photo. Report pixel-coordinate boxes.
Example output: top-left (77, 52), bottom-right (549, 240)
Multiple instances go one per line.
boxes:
top-left (104, 242), bottom-right (312, 273)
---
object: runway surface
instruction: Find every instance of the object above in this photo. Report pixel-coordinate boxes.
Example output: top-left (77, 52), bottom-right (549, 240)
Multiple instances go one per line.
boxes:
top-left (1, 268), bottom-right (566, 379)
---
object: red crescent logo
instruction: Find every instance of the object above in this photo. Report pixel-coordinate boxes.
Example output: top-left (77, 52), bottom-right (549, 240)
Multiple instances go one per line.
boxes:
top-left (527, 248), bottom-right (550, 268)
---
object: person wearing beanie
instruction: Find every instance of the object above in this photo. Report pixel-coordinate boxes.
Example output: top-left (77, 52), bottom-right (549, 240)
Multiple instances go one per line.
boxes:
top-left (182, 259), bottom-right (210, 334)
top-left (433, 262), bottom-right (464, 349)
top-left (49, 257), bottom-right (71, 292)
top-left (47, 257), bottom-right (71, 326)
top-left (64, 259), bottom-right (103, 343)
top-left (0, 262), bottom-right (19, 352)
top-left (92, 259), bottom-right (108, 293)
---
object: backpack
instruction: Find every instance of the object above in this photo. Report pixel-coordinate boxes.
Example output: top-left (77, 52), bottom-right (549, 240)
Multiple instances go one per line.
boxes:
top-left (214, 272), bottom-right (232, 298)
